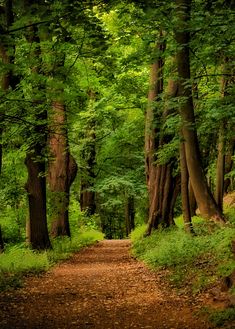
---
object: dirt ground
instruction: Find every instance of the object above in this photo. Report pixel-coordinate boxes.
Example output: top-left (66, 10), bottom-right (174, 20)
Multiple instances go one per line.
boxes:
top-left (0, 240), bottom-right (227, 329)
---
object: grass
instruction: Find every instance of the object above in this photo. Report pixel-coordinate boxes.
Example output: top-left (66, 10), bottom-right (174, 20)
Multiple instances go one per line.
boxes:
top-left (209, 307), bottom-right (235, 327)
top-left (130, 212), bottom-right (235, 294)
top-left (0, 229), bottom-right (104, 291)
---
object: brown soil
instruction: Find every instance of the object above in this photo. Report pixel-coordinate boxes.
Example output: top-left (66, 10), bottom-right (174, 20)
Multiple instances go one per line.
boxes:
top-left (0, 240), bottom-right (221, 329)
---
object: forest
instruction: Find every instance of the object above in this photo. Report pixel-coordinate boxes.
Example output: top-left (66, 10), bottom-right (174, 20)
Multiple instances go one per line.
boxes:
top-left (1, 0), bottom-right (235, 327)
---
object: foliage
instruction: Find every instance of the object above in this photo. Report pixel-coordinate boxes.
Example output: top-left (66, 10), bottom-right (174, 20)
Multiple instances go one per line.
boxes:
top-left (131, 214), bottom-right (235, 293)
top-left (209, 307), bottom-right (235, 327)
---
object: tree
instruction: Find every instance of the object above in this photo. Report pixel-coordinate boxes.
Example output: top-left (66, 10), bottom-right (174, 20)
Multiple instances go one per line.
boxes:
top-left (0, 0), bottom-right (15, 250)
top-left (24, 19), bottom-right (51, 249)
top-left (180, 140), bottom-right (194, 233)
top-left (175, 0), bottom-right (225, 223)
top-left (145, 47), bottom-right (180, 234)
top-left (48, 99), bottom-right (78, 237)
top-left (79, 91), bottom-right (97, 216)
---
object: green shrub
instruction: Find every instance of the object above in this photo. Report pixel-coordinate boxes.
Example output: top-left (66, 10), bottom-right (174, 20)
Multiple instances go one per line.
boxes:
top-left (0, 207), bottom-right (26, 243)
top-left (0, 229), bottom-right (104, 291)
top-left (129, 224), bottom-right (147, 242)
top-left (0, 245), bottom-right (49, 273)
top-left (132, 228), bottom-right (207, 267)
top-left (130, 220), bottom-right (235, 293)
top-left (48, 229), bottom-right (104, 263)
top-left (224, 206), bottom-right (235, 225)
top-left (209, 307), bottom-right (235, 326)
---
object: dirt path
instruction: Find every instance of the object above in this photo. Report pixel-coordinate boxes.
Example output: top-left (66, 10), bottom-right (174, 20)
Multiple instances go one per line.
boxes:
top-left (0, 240), bottom-right (214, 329)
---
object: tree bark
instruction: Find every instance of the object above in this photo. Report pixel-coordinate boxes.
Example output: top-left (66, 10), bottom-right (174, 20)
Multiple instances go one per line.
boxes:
top-left (80, 181), bottom-right (96, 215)
top-left (180, 141), bottom-right (194, 233)
top-left (125, 196), bottom-right (135, 237)
top-left (215, 125), bottom-right (225, 212)
top-left (80, 134), bottom-right (96, 215)
top-left (175, 0), bottom-right (225, 223)
top-left (145, 34), bottom-right (165, 235)
top-left (25, 149), bottom-right (51, 250)
top-left (48, 101), bottom-right (77, 237)
top-left (169, 175), bottom-right (181, 225)
top-left (80, 92), bottom-right (97, 216)
top-left (224, 139), bottom-right (235, 193)
top-left (216, 59), bottom-right (235, 199)
top-left (189, 179), bottom-right (197, 216)
top-left (24, 13), bottom-right (51, 250)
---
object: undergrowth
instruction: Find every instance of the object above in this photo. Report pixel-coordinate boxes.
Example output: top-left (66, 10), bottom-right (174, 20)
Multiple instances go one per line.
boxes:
top-left (209, 307), bottom-right (235, 327)
top-left (130, 213), bottom-right (235, 294)
top-left (0, 229), bottom-right (104, 291)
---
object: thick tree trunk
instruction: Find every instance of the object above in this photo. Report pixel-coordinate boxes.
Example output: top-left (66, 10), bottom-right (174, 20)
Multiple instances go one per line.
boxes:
top-left (145, 55), bottom-right (181, 234)
top-left (145, 35), bottom-right (165, 235)
top-left (24, 15), bottom-right (51, 250)
top-left (48, 101), bottom-right (77, 237)
top-left (180, 142), bottom-right (194, 233)
top-left (175, 0), bottom-right (225, 223)
top-left (25, 150), bottom-right (51, 250)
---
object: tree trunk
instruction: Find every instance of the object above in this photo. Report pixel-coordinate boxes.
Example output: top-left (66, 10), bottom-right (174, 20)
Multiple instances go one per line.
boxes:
top-left (0, 0), bottom-right (13, 174)
top-left (216, 59), bottom-right (235, 198)
top-left (0, 0), bottom-right (20, 187)
top-left (169, 175), bottom-right (181, 225)
top-left (24, 13), bottom-right (51, 250)
top-left (215, 125), bottom-right (225, 212)
top-left (145, 34), bottom-right (165, 235)
top-left (25, 150), bottom-right (51, 250)
top-left (189, 179), bottom-right (197, 216)
top-left (175, 0), bottom-right (225, 223)
top-left (145, 53), bottom-right (181, 234)
top-left (224, 139), bottom-right (235, 193)
top-left (180, 141), bottom-right (194, 233)
top-left (125, 196), bottom-right (135, 237)
top-left (80, 93), bottom-right (97, 216)
top-left (80, 181), bottom-right (96, 215)
top-left (161, 164), bottom-right (174, 226)
top-left (80, 127), bottom-right (96, 215)
top-left (48, 101), bottom-right (77, 237)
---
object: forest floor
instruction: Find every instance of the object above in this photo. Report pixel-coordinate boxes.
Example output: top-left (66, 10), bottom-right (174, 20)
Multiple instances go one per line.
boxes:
top-left (0, 240), bottom-right (231, 329)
